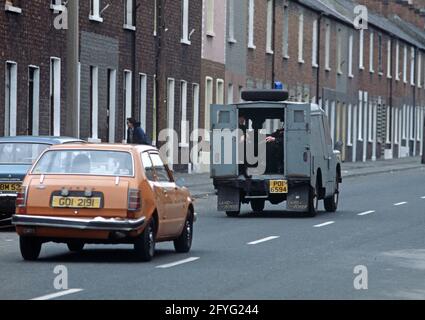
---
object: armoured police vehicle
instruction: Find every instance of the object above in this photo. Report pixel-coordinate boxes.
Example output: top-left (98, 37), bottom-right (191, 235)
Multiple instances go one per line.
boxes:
top-left (210, 90), bottom-right (342, 217)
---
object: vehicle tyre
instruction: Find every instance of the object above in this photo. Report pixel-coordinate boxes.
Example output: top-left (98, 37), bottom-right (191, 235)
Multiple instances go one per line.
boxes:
top-left (251, 200), bottom-right (265, 212)
top-left (225, 200), bottom-right (241, 217)
top-left (19, 236), bottom-right (42, 261)
top-left (324, 175), bottom-right (339, 212)
top-left (174, 212), bottom-right (194, 253)
top-left (67, 241), bottom-right (85, 252)
top-left (134, 219), bottom-right (156, 262)
top-left (306, 183), bottom-right (319, 217)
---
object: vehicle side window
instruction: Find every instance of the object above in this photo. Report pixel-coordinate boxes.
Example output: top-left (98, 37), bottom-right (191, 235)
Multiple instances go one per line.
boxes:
top-left (149, 153), bottom-right (171, 182)
top-left (322, 116), bottom-right (333, 146)
top-left (141, 152), bottom-right (155, 181)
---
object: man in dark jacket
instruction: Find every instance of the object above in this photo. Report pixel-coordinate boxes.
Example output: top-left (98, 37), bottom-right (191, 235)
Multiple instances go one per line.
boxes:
top-left (127, 118), bottom-right (151, 145)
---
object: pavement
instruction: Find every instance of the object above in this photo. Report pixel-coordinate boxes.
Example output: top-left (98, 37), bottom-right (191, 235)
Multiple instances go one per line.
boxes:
top-left (175, 156), bottom-right (425, 199)
top-left (1, 166), bottom-right (425, 299)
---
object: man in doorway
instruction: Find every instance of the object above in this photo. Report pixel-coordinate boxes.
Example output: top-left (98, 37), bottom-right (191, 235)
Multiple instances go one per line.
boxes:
top-left (126, 118), bottom-right (151, 145)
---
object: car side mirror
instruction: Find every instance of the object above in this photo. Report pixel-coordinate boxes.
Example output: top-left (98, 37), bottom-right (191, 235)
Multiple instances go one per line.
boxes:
top-left (175, 177), bottom-right (186, 188)
top-left (334, 140), bottom-right (343, 151)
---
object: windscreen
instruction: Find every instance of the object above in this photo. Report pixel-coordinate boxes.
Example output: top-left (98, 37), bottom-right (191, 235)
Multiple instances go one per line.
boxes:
top-left (32, 150), bottom-right (134, 176)
top-left (0, 143), bottom-right (50, 164)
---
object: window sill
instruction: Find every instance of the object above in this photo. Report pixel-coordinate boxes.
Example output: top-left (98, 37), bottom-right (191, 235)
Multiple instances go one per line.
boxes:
top-left (206, 31), bottom-right (215, 38)
top-left (266, 49), bottom-right (274, 55)
top-left (348, 74), bottom-right (354, 78)
top-left (387, 75), bottom-right (392, 79)
top-left (359, 66), bottom-right (365, 71)
top-left (369, 70), bottom-right (375, 74)
top-left (312, 63), bottom-right (319, 68)
top-left (89, 15), bottom-right (104, 23)
top-left (123, 24), bottom-right (136, 31)
top-left (180, 38), bottom-right (191, 46)
top-left (283, 55), bottom-right (290, 60)
top-left (248, 44), bottom-right (256, 50)
top-left (298, 59), bottom-right (305, 64)
top-left (337, 71), bottom-right (343, 75)
top-left (50, 4), bottom-right (65, 12)
top-left (378, 72), bottom-right (384, 77)
top-left (325, 67), bottom-right (331, 72)
top-left (5, 4), bottom-right (22, 14)
top-left (228, 38), bottom-right (237, 44)
top-left (395, 78), bottom-right (400, 82)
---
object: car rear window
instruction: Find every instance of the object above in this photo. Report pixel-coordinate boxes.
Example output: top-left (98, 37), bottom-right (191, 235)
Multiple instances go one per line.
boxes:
top-left (32, 150), bottom-right (134, 176)
top-left (0, 143), bottom-right (49, 164)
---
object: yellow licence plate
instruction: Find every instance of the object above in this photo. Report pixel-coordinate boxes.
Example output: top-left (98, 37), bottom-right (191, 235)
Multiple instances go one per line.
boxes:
top-left (269, 180), bottom-right (288, 194)
top-left (0, 182), bottom-right (21, 192)
top-left (51, 196), bottom-right (101, 209)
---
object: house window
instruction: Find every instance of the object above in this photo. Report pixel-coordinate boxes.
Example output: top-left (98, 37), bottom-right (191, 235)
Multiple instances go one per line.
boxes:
top-left (248, 0), bottom-right (255, 48)
top-left (298, 11), bottom-right (304, 63)
top-left (206, 0), bottom-right (214, 36)
top-left (386, 105), bottom-right (391, 144)
top-left (395, 41), bottom-right (400, 81)
top-left (50, 58), bottom-right (61, 136)
top-left (139, 73), bottom-right (147, 131)
top-left (358, 91), bottom-right (363, 141)
top-left (205, 77), bottom-right (213, 130)
top-left (394, 107), bottom-right (399, 144)
top-left (107, 69), bottom-right (116, 143)
top-left (347, 104), bottom-right (352, 146)
top-left (387, 39), bottom-right (392, 78)
top-left (369, 32), bottom-right (374, 73)
top-left (410, 47), bottom-right (415, 86)
top-left (89, 0), bottom-right (103, 22)
top-left (266, 0), bottom-right (274, 54)
top-left (90, 66), bottom-right (99, 139)
top-left (153, 0), bottom-right (158, 36)
top-left (28, 66), bottom-right (40, 136)
top-left (167, 78), bottom-right (175, 133)
top-left (124, 70), bottom-right (132, 140)
top-left (418, 53), bottom-right (422, 88)
top-left (312, 19), bottom-right (318, 68)
top-left (402, 105), bottom-right (407, 140)
top-left (359, 29), bottom-right (364, 69)
top-left (228, 0), bottom-right (235, 43)
top-left (403, 45), bottom-right (407, 83)
top-left (192, 83), bottom-right (200, 143)
top-left (325, 22), bottom-right (331, 71)
top-left (348, 34), bottom-right (354, 77)
top-left (378, 34), bottom-right (383, 74)
top-left (124, 0), bottom-right (135, 30)
top-left (181, 0), bottom-right (190, 44)
top-left (227, 83), bottom-right (234, 104)
top-left (337, 27), bottom-right (343, 74)
top-left (180, 81), bottom-right (188, 146)
top-left (4, 62), bottom-right (17, 136)
top-left (282, 3), bottom-right (289, 58)
top-left (216, 79), bottom-right (224, 105)
top-left (368, 101), bottom-right (373, 142)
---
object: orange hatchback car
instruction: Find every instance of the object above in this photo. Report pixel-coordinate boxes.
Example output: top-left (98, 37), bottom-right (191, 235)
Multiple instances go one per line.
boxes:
top-left (12, 144), bottom-right (196, 261)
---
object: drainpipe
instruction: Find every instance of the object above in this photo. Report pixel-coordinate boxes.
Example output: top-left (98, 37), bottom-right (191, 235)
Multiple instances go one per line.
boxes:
top-left (271, 0), bottom-right (276, 86)
top-left (154, 0), bottom-right (164, 146)
top-left (132, 2), bottom-right (139, 119)
top-left (316, 13), bottom-right (324, 104)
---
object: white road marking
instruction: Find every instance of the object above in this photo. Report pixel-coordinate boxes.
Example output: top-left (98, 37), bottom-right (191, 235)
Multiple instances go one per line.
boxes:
top-left (156, 257), bottom-right (200, 269)
top-left (313, 221), bottom-right (335, 228)
top-left (421, 196), bottom-right (425, 199)
top-left (358, 210), bottom-right (375, 216)
top-left (247, 236), bottom-right (280, 245)
top-left (394, 202), bottom-right (407, 206)
top-left (31, 289), bottom-right (83, 301)
top-left (4, 239), bottom-right (14, 242)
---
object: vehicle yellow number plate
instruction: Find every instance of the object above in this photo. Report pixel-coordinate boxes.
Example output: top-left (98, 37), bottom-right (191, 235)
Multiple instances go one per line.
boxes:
top-left (269, 180), bottom-right (288, 194)
top-left (0, 183), bottom-right (21, 192)
top-left (51, 196), bottom-right (101, 209)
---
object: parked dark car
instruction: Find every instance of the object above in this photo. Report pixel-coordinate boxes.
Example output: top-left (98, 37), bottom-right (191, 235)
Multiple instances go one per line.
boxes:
top-left (0, 136), bottom-right (85, 225)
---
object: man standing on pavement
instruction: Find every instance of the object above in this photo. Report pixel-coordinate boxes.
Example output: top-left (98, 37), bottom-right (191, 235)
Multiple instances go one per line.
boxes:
top-left (126, 118), bottom-right (151, 145)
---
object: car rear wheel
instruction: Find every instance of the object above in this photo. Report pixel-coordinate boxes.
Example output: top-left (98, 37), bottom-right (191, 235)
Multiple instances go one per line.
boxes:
top-left (324, 175), bottom-right (339, 212)
top-left (226, 201), bottom-right (241, 217)
top-left (67, 241), bottom-right (85, 252)
top-left (134, 219), bottom-right (156, 262)
top-left (19, 236), bottom-right (42, 261)
top-left (251, 200), bottom-right (265, 213)
top-left (306, 183), bottom-right (319, 217)
top-left (174, 212), bottom-right (194, 253)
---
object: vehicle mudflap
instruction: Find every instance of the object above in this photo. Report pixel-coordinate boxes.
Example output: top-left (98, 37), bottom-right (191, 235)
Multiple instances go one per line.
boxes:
top-left (217, 187), bottom-right (240, 212)
top-left (286, 184), bottom-right (309, 212)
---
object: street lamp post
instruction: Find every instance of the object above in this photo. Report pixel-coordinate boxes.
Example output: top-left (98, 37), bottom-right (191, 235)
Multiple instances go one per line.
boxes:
top-left (65, 0), bottom-right (80, 138)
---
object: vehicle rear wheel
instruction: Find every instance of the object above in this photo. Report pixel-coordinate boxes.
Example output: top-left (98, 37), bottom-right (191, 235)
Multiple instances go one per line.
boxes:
top-left (306, 183), bottom-right (319, 217)
top-left (324, 175), bottom-right (339, 212)
top-left (225, 200), bottom-right (241, 217)
top-left (174, 212), bottom-right (194, 253)
top-left (134, 219), bottom-right (156, 262)
top-left (19, 236), bottom-right (42, 261)
top-left (67, 241), bottom-right (85, 252)
top-left (251, 200), bottom-right (265, 212)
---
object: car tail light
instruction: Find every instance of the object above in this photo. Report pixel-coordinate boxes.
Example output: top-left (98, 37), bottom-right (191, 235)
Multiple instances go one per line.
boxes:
top-left (16, 186), bottom-right (28, 214)
top-left (128, 188), bottom-right (141, 212)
